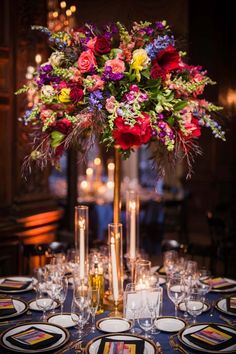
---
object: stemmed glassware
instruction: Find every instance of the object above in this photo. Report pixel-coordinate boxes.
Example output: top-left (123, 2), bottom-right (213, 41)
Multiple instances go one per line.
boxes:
top-left (89, 286), bottom-right (100, 333)
top-left (186, 289), bottom-right (204, 323)
top-left (137, 304), bottom-right (155, 339)
top-left (167, 274), bottom-right (185, 317)
top-left (146, 285), bottom-right (163, 334)
top-left (124, 283), bottom-right (142, 334)
top-left (163, 250), bottom-right (178, 277)
top-left (57, 276), bottom-right (68, 314)
top-left (36, 287), bottom-right (53, 321)
top-left (71, 296), bottom-right (91, 339)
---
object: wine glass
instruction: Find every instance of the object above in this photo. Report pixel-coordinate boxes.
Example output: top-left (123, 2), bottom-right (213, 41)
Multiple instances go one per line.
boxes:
top-left (146, 285), bottom-right (163, 334)
top-left (36, 288), bottom-right (53, 321)
top-left (124, 283), bottom-right (142, 334)
top-left (167, 274), bottom-right (185, 317)
top-left (186, 289), bottom-right (204, 323)
top-left (137, 305), bottom-right (155, 339)
top-left (163, 250), bottom-right (178, 277)
top-left (58, 276), bottom-right (68, 314)
top-left (71, 296), bottom-right (91, 339)
top-left (89, 286), bottom-right (100, 333)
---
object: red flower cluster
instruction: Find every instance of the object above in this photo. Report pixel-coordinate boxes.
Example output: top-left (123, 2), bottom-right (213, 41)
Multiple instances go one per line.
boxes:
top-left (151, 46), bottom-right (181, 80)
top-left (112, 113), bottom-right (152, 149)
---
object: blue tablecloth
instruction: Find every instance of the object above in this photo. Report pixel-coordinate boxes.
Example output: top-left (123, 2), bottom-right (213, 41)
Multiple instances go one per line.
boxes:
top-left (0, 281), bottom-right (234, 353)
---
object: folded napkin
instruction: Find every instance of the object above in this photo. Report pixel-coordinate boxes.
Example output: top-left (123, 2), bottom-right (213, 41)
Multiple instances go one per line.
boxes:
top-left (226, 296), bottom-right (236, 314)
top-left (98, 337), bottom-right (145, 354)
top-left (185, 324), bottom-right (236, 351)
top-left (6, 326), bottom-right (62, 350)
top-left (0, 279), bottom-right (31, 291)
top-left (204, 277), bottom-right (236, 290)
top-left (0, 298), bottom-right (17, 317)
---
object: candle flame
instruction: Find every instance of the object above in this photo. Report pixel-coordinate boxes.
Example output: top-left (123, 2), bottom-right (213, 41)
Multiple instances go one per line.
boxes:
top-left (129, 201), bottom-right (136, 211)
top-left (78, 217), bottom-right (85, 229)
top-left (86, 167), bottom-right (93, 176)
top-left (94, 157), bottom-right (101, 166)
top-left (108, 162), bottom-right (115, 171)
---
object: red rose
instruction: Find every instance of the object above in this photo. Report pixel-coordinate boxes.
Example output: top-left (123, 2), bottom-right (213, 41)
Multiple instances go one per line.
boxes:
top-left (184, 117), bottom-right (201, 139)
top-left (52, 118), bottom-right (72, 134)
top-left (94, 36), bottom-right (111, 54)
top-left (112, 113), bottom-right (152, 150)
top-left (69, 87), bottom-right (84, 103)
top-left (151, 45), bottom-right (181, 80)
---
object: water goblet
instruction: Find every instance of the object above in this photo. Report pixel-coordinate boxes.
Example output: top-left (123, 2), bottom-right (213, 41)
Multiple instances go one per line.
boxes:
top-left (137, 305), bottom-right (154, 339)
top-left (36, 288), bottom-right (53, 321)
top-left (58, 276), bottom-right (68, 314)
top-left (163, 250), bottom-right (178, 277)
top-left (186, 290), bottom-right (204, 323)
top-left (146, 285), bottom-right (163, 334)
top-left (124, 283), bottom-right (142, 334)
top-left (167, 274), bottom-right (185, 317)
top-left (71, 296), bottom-right (91, 339)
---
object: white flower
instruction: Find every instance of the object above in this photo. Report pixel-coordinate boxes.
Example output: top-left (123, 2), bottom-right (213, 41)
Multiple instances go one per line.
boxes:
top-left (49, 51), bottom-right (64, 66)
top-left (41, 85), bottom-right (54, 97)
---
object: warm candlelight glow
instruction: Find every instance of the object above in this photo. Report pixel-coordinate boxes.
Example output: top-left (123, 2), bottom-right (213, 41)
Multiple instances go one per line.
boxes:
top-left (70, 5), bottom-right (76, 12)
top-left (52, 11), bottom-right (58, 18)
top-left (108, 162), bottom-right (115, 171)
top-left (94, 157), bottom-right (101, 166)
top-left (78, 217), bottom-right (85, 279)
top-left (107, 181), bottom-right (114, 189)
top-left (86, 167), bottom-right (93, 177)
top-left (35, 54), bottom-right (42, 65)
top-left (129, 200), bottom-right (136, 259)
top-left (60, 1), bottom-right (66, 9)
top-left (80, 180), bottom-right (88, 190)
top-left (110, 235), bottom-right (119, 302)
top-left (66, 9), bottom-right (72, 16)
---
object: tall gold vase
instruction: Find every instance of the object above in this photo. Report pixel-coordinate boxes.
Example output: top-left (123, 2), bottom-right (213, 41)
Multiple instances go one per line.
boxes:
top-left (113, 146), bottom-right (121, 223)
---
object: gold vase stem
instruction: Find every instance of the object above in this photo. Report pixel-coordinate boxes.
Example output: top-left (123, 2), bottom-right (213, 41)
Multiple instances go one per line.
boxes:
top-left (113, 146), bottom-right (121, 224)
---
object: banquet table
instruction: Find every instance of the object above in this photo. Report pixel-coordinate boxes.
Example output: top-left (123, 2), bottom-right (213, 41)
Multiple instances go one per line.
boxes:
top-left (0, 276), bottom-right (235, 354)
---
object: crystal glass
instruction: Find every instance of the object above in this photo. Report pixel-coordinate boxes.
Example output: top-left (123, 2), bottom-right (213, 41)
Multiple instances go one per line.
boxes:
top-left (36, 288), bottom-right (53, 321)
top-left (163, 250), bottom-right (178, 277)
top-left (186, 290), bottom-right (204, 323)
top-left (146, 285), bottom-right (163, 334)
top-left (123, 283), bottom-right (142, 334)
top-left (71, 296), bottom-right (91, 339)
top-left (89, 286), bottom-right (100, 333)
top-left (134, 259), bottom-right (151, 288)
top-left (137, 305), bottom-right (154, 339)
top-left (167, 274), bottom-right (185, 317)
top-left (58, 276), bottom-right (68, 314)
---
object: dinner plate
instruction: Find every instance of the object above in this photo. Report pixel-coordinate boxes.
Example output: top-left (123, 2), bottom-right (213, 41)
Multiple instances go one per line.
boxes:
top-left (0, 277), bottom-right (33, 293)
top-left (96, 317), bottom-right (132, 333)
top-left (0, 322), bottom-right (69, 353)
top-left (201, 277), bottom-right (236, 293)
top-left (155, 316), bottom-right (186, 332)
top-left (178, 301), bottom-right (210, 313)
top-left (216, 296), bottom-right (236, 317)
top-left (29, 299), bottom-right (59, 311)
top-left (47, 313), bottom-right (77, 328)
top-left (85, 333), bottom-right (156, 354)
top-left (178, 323), bottom-right (236, 353)
top-left (0, 298), bottom-right (28, 320)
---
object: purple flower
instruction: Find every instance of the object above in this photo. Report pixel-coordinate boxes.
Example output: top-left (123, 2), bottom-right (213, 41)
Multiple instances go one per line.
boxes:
top-left (155, 21), bottom-right (165, 30)
top-left (39, 64), bottom-right (53, 73)
top-left (102, 66), bottom-right (124, 81)
top-left (89, 90), bottom-right (103, 110)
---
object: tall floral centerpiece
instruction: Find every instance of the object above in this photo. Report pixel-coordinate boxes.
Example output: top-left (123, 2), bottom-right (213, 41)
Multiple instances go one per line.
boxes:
top-left (17, 20), bottom-right (225, 222)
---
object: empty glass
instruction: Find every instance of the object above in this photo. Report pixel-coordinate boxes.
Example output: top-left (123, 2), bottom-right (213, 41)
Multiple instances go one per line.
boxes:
top-left (71, 296), bottom-right (91, 339)
top-left (137, 305), bottom-right (155, 339)
top-left (124, 283), bottom-right (142, 334)
top-left (167, 274), bottom-right (185, 317)
top-left (89, 286), bottom-right (100, 333)
top-left (163, 250), bottom-right (178, 277)
top-left (186, 290), bottom-right (204, 323)
top-left (36, 288), bottom-right (53, 321)
top-left (134, 259), bottom-right (151, 288)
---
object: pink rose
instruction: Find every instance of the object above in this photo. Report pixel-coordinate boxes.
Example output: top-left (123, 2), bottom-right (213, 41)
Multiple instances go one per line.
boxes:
top-left (58, 81), bottom-right (68, 89)
top-left (78, 49), bottom-right (96, 73)
top-left (40, 109), bottom-right (55, 122)
top-left (105, 59), bottom-right (125, 73)
top-left (86, 37), bottom-right (97, 51)
top-left (105, 96), bottom-right (117, 113)
top-left (86, 75), bottom-right (104, 92)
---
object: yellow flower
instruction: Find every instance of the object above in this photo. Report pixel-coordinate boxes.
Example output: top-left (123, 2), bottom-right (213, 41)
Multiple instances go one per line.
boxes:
top-left (58, 88), bottom-right (71, 103)
top-left (131, 49), bottom-right (150, 81)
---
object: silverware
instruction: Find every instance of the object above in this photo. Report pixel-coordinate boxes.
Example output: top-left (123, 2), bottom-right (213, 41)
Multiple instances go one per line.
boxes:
top-left (219, 315), bottom-right (236, 326)
top-left (0, 318), bottom-right (32, 327)
top-left (169, 334), bottom-right (188, 354)
top-left (54, 339), bottom-right (82, 354)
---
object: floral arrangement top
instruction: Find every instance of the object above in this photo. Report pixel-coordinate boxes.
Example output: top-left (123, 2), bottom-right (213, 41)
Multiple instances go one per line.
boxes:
top-left (17, 20), bottom-right (225, 175)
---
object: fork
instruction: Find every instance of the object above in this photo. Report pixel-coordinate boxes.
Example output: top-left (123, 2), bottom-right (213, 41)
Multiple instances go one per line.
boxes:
top-left (169, 334), bottom-right (188, 354)
top-left (219, 315), bottom-right (236, 326)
